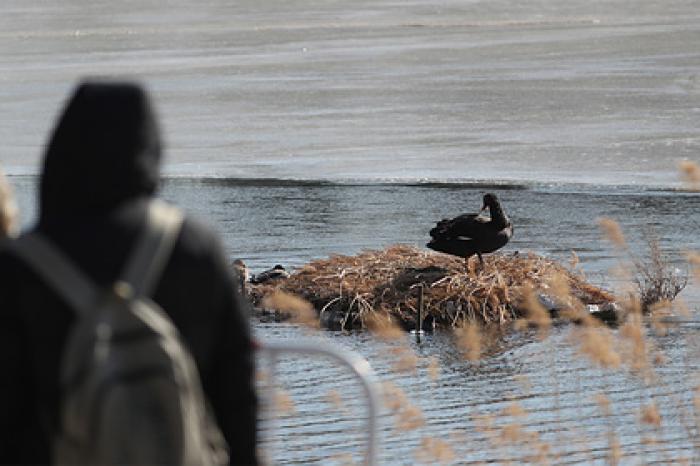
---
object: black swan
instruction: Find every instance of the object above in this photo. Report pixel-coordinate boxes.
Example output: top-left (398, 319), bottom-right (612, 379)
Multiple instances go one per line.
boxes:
top-left (427, 193), bottom-right (513, 267)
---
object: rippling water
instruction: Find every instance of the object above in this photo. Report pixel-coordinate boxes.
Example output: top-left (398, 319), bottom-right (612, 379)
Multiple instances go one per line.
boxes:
top-left (4, 0), bottom-right (700, 462)
top-left (10, 176), bottom-right (700, 464)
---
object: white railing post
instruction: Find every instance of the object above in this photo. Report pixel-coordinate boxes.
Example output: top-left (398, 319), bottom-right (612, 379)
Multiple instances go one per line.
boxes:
top-left (257, 341), bottom-right (381, 466)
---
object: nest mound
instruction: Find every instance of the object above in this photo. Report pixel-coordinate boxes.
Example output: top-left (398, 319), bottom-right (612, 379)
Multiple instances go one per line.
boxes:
top-left (249, 245), bottom-right (614, 330)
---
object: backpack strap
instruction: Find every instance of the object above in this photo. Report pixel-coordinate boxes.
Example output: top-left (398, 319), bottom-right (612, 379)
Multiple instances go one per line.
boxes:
top-left (8, 200), bottom-right (183, 315)
top-left (10, 233), bottom-right (99, 316)
top-left (120, 200), bottom-right (184, 298)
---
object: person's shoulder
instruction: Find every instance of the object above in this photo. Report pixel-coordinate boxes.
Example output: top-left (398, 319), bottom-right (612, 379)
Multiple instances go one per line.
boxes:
top-left (0, 235), bottom-right (27, 263)
top-left (0, 236), bottom-right (38, 284)
top-left (172, 211), bottom-right (227, 260)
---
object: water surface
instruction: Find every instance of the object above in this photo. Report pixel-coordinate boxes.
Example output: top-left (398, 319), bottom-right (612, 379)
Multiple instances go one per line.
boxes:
top-left (10, 176), bottom-right (700, 464)
top-left (2, 0), bottom-right (699, 187)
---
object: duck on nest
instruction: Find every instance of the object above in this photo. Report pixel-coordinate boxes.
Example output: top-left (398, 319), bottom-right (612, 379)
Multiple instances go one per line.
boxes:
top-left (250, 264), bottom-right (290, 284)
top-left (426, 193), bottom-right (513, 268)
top-left (232, 259), bottom-right (249, 293)
top-left (232, 259), bottom-right (249, 280)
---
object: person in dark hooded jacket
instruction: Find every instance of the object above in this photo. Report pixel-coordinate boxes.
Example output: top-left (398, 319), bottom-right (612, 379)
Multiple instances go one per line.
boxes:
top-left (0, 81), bottom-right (258, 465)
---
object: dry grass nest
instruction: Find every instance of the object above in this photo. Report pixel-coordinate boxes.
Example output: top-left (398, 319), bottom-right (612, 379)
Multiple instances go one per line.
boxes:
top-left (248, 245), bottom-right (614, 330)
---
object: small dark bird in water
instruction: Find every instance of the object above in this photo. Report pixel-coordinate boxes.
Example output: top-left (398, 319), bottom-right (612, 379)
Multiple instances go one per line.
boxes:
top-left (427, 193), bottom-right (513, 268)
top-left (250, 264), bottom-right (290, 284)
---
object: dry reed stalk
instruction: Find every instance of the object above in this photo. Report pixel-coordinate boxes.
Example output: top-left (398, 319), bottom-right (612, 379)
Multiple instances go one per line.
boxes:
top-left (607, 436), bottom-right (622, 466)
top-left (364, 312), bottom-right (404, 341)
top-left (640, 402), bottom-right (662, 427)
top-left (498, 423), bottom-right (538, 445)
top-left (516, 285), bottom-right (551, 337)
top-left (473, 413), bottom-right (508, 454)
top-left (573, 326), bottom-right (621, 368)
top-left (329, 453), bottom-right (355, 465)
top-left (0, 165), bottom-right (18, 238)
top-left (653, 352), bottom-right (668, 366)
top-left (395, 404), bottom-right (425, 431)
top-left (631, 232), bottom-right (688, 312)
top-left (381, 381), bottom-right (407, 413)
top-left (381, 380), bottom-right (425, 431)
top-left (595, 393), bottom-right (611, 416)
top-left (674, 298), bottom-right (691, 317)
top-left (595, 393), bottom-right (622, 465)
top-left (598, 217), bottom-right (627, 249)
top-left (325, 389), bottom-right (348, 416)
top-left (455, 322), bottom-right (482, 361)
top-left (499, 423), bottom-right (524, 445)
top-left (389, 346), bottom-right (418, 374)
top-left (261, 290), bottom-right (318, 328)
top-left (570, 250), bottom-right (579, 269)
top-left (415, 437), bottom-right (456, 464)
top-left (640, 436), bottom-right (659, 449)
top-left (609, 264), bottom-right (633, 286)
top-left (618, 291), bottom-right (642, 316)
top-left (619, 314), bottom-right (653, 377)
top-left (515, 375), bottom-right (533, 393)
top-left (496, 402), bottom-right (546, 462)
top-left (516, 433), bottom-right (553, 465)
top-left (529, 442), bottom-right (552, 465)
top-left (692, 384), bottom-right (700, 460)
top-left (274, 389), bottom-right (296, 416)
top-left (649, 300), bottom-right (673, 336)
top-left (502, 402), bottom-right (527, 418)
top-left (547, 271), bottom-right (572, 299)
top-left (687, 251), bottom-right (700, 283)
top-left (679, 160), bottom-right (700, 190)
top-left (414, 437), bottom-right (456, 465)
top-left (427, 357), bottom-right (440, 382)
top-left (255, 370), bottom-right (268, 384)
top-left (473, 413), bottom-right (495, 434)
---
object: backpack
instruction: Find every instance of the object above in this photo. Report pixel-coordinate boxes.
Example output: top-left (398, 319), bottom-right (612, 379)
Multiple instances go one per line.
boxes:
top-left (10, 200), bottom-right (229, 465)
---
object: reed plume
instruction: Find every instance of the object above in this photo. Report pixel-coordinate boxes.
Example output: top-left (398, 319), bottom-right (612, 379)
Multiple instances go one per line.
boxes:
top-left (679, 160), bottom-right (700, 190)
top-left (261, 290), bottom-right (318, 328)
top-left (0, 165), bottom-right (18, 238)
top-left (455, 322), bottom-right (482, 361)
top-left (598, 217), bottom-right (627, 249)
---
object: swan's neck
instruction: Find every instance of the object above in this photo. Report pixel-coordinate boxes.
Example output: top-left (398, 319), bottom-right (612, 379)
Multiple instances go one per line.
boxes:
top-left (488, 203), bottom-right (509, 228)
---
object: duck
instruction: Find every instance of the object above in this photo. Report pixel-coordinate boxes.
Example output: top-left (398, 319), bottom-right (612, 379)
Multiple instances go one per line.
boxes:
top-left (426, 193), bottom-right (513, 267)
top-left (232, 259), bottom-right (249, 281)
top-left (250, 264), bottom-right (290, 284)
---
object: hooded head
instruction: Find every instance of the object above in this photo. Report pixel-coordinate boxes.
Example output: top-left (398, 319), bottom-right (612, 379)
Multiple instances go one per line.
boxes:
top-left (39, 81), bottom-right (161, 225)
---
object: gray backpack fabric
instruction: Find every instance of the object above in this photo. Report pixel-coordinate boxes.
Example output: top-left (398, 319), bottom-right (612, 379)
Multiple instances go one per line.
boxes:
top-left (10, 200), bottom-right (229, 465)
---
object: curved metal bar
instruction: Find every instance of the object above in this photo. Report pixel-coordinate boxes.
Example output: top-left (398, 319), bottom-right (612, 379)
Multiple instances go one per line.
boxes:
top-left (257, 341), bottom-right (381, 466)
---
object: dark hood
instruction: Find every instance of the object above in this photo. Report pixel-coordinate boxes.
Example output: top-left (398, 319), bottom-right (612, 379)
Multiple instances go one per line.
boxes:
top-left (39, 81), bottom-right (161, 225)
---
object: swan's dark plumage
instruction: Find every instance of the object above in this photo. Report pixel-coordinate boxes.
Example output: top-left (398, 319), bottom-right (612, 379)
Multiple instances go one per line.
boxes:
top-left (427, 193), bottom-right (513, 266)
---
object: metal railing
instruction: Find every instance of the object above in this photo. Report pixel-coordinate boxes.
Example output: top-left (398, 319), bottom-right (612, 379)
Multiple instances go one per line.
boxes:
top-left (257, 341), bottom-right (381, 466)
